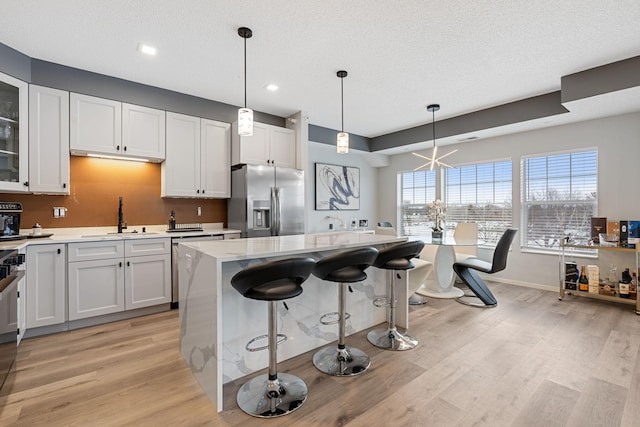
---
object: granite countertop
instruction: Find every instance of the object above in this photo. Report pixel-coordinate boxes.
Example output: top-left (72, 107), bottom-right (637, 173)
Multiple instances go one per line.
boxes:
top-left (179, 231), bottom-right (405, 262)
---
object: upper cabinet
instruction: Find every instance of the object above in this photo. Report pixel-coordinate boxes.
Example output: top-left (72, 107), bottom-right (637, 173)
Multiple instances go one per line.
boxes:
top-left (70, 93), bottom-right (165, 162)
top-left (122, 103), bottom-right (166, 160)
top-left (162, 112), bottom-right (230, 198)
top-left (232, 122), bottom-right (296, 168)
top-left (29, 85), bottom-right (70, 194)
top-left (0, 71), bottom-right (29, 193)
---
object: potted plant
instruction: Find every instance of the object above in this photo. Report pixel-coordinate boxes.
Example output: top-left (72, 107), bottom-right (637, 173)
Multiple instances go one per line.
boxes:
top-left (428, 199), bottom-right (446, 240)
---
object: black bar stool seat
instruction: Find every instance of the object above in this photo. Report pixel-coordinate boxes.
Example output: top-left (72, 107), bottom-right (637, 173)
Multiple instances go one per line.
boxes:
top-left (231, 257), bottom-right (315, 418)
top-left (312, 247), bottom-right (378, 376)
top-left (367, 240), bottom-right (425, 351)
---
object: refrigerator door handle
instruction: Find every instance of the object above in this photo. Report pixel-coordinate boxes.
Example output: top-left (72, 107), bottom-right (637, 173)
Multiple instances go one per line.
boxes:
top-left (274, 186), bottom-right (281, 235)
top-left (270, 186), bottom-right (276, 235)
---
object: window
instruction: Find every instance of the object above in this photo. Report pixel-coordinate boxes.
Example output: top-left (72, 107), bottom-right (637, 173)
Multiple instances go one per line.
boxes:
top-left (521, 149), bottom-right (597, 252)
top-left (445, 160), bottom-right (513, 245)
top-left (400, 169), bottom-right (436, 235)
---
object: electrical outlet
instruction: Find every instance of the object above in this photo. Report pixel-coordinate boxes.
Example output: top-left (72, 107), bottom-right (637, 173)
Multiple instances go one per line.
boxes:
top-left (197, 207), bottom-right (201, 216)
top-left (53, 207), bottom-right (66, 218)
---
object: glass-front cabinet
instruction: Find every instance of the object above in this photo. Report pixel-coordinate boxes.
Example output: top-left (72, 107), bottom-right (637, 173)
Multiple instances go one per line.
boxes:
top-left (0, 71), bottom-right (28, 193)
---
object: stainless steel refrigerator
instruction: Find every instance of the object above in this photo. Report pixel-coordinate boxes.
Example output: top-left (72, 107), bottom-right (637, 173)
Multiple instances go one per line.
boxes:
top-left (228, 164), bottom-right (305, 237)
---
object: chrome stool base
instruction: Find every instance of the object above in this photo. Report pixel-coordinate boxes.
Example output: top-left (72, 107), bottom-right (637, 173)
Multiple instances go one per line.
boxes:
top-left (408, 293), bottom-right (429, 305)
top-left (367, 328), bottom-right (418, 351)
top-left (313, 345), bottom-right (371, 376)
top-left (236, 373), bottom-right (308, 418)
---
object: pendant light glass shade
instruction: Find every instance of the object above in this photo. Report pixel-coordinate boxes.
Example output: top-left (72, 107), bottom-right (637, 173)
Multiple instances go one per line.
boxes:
top-left (336, 70), bottom-right (349, 154)
top-left (337, 132), bottom-right (349, 154)
top-left (238, 27), bottom-right (253, 136)
top-left (238, 108), bottom-right (253, 136)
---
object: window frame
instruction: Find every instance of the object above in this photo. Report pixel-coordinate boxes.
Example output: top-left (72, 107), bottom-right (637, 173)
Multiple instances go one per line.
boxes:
top-left (443, 158), bottom-right (513, 247)
top-left (520, 148), bottom-right (598, 254)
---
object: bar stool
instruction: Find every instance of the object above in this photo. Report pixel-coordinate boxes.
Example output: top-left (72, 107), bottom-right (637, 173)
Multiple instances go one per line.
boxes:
top-left (312, 247), bottom-right (379, 376)
top-left (367, 240), bottom-right (425, 351)
top-left (231, 257), bottom-right (316, 418)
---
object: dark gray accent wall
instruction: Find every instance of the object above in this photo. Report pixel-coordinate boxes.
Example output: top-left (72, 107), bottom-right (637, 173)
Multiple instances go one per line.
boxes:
top-left (370, 92), bottom-right (569, 152)
top-left (0, 43), bottom-right (31, 82)
top-left (30, 59), bottom-right (285, 126)
top-left (308, 124), bottom-right (371, 152)
top-left (561, 55), bottom-right (640, 103)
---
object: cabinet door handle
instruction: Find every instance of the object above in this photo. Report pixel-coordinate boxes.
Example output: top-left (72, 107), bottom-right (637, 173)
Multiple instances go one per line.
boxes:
top-left (196, 189), bottom-right (200, 194)
top-left (23, 181), bottom-right (29, 187)
top-left (119, 261), bottom-right (123, 267)
top-left (57, 248), bottom-right (61, 255)
top-left (116, 145), bottom-right (120, 151)
top-left (123, 146), bottom-right (127, 152)
top-left (127, 261), bottom-right (130, 267)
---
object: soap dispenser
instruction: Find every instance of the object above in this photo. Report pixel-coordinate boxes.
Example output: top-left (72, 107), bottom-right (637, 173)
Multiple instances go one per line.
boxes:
top-left (169, 210), bottom-right (176, 230)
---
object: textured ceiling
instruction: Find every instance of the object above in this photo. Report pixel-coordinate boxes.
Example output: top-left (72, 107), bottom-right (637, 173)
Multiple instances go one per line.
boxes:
top-left (1, 0), bottom-right (640, 143)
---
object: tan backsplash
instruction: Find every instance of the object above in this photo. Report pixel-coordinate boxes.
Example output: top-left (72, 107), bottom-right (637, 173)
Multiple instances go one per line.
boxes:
top-left (0, 156), bottom-right (227, 229)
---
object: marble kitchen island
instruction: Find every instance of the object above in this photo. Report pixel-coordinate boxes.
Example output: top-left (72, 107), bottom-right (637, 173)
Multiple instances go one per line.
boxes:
top-left (176, 232), bottom-right (407, 411)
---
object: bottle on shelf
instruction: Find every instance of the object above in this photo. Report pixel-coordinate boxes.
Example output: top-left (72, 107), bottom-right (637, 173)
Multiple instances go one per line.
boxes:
top-left (619, 268), bottom-right (632, 298)
top-left (578, 265), bottom-right (589, 292)
top-left (631, 271), bottom-right (638, 300)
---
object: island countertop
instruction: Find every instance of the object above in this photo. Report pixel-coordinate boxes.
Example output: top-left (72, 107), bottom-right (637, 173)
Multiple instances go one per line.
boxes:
top-left (176, 231), bottom-right (408, 412)
top-left (177, 231), bottom-right (405, 262)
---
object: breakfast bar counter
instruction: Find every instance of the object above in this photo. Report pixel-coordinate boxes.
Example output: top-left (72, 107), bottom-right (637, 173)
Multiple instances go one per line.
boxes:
top-left (176, 232), bottom-right (406, 411)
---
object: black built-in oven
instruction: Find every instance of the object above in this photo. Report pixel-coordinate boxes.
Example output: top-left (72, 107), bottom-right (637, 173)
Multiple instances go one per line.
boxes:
top-left (0, 248), bottom-right (25, 391)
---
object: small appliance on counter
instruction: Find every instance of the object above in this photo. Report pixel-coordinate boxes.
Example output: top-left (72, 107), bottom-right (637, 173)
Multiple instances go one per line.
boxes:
top-left (0, 202), bottom-right (27, 241)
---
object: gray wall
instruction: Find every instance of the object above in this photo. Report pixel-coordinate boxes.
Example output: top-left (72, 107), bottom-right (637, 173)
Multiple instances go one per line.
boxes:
top-left (306, 142), bottom-right (378, 234)
top-left (377, 112), bottom-right (640, 290)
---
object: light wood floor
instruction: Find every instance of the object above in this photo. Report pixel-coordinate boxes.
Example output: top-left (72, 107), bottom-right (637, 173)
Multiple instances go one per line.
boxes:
top-left (2, 282), bottom-right (640, 426)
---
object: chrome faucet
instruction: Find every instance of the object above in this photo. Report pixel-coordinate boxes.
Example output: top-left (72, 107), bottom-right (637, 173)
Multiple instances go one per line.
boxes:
top-left (117, 196), bottom-right (127, 233)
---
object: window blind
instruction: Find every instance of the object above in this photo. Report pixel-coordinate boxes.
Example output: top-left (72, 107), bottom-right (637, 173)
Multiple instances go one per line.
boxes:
top-left (521, 150), bottom-right (598, 252)
top-left (444, 160), bottom-right (513, 245)
top-left (400, 169), bottom-right (436, 235)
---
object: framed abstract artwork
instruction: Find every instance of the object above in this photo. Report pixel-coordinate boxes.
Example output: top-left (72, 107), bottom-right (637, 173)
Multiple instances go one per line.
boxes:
top-left (315, 163), bottom-right (360, 210)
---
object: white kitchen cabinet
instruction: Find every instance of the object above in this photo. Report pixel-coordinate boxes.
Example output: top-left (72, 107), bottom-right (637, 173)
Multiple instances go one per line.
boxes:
top-left (122, 103), bottom-right (165, 160)
top-left (68, 257), bottom-right (124, 320)
top-left (17, 266), bottom-right (26, 344)
top-left (0, 71), bottom-right (29, 193)
top-left (28, 85), bottom-right (70, 194)
top-left (68, 238), bottom-right (171, 320)
top-left (70, 93), bottom-right (165, 161)
top-left (70, 93), bottom-right (121, 156)
top-left (26, 244), bottom-right (66, 328)
top-left (162, 112), bottom-right (230, 198)
top-left (231, 121), bottom-right (296, 168)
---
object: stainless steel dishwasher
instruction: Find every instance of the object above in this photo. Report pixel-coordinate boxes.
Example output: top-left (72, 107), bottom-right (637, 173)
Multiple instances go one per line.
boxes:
top-left (171, 234), bottom-right (224, 308)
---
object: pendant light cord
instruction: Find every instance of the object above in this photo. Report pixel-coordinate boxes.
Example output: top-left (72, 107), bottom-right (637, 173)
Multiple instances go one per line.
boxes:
top-left (243, 36), bottom-right (247, 108)
top-left (341, 76), bottom-right (344, 132)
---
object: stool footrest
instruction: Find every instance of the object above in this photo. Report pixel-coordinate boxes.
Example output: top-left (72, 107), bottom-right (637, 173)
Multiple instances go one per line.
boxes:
top-left (246, 333), bottom-right (287, 352)
top-left (319, 311), bottom-right (351, 325)
top-left (373, 296), bottom-right (394, 307)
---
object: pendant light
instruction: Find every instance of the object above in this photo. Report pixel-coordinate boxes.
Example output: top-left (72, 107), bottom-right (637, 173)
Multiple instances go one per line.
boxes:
top-left (238, 27), bottom-right (253, 136)
top-left (412, 103), bottom-right (458, 170)
top-left (336, 70), bottom-right (349, 154)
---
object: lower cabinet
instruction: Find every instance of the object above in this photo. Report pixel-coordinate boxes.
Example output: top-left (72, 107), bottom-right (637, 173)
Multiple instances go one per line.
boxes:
top-left (68, 238), bottom-right (171, 321)
top-left (26, 244), bottom-right (67, 329)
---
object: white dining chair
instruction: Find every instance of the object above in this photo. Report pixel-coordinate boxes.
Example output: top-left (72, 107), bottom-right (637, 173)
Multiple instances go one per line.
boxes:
top-left (453, 222), bottom-right (478, 261)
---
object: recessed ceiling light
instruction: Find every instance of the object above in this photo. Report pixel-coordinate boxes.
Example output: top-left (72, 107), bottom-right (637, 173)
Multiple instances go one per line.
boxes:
top-left (137, 43), bottom-right (157, 56)
top-left (265, 84), bottom-right (279, 92)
